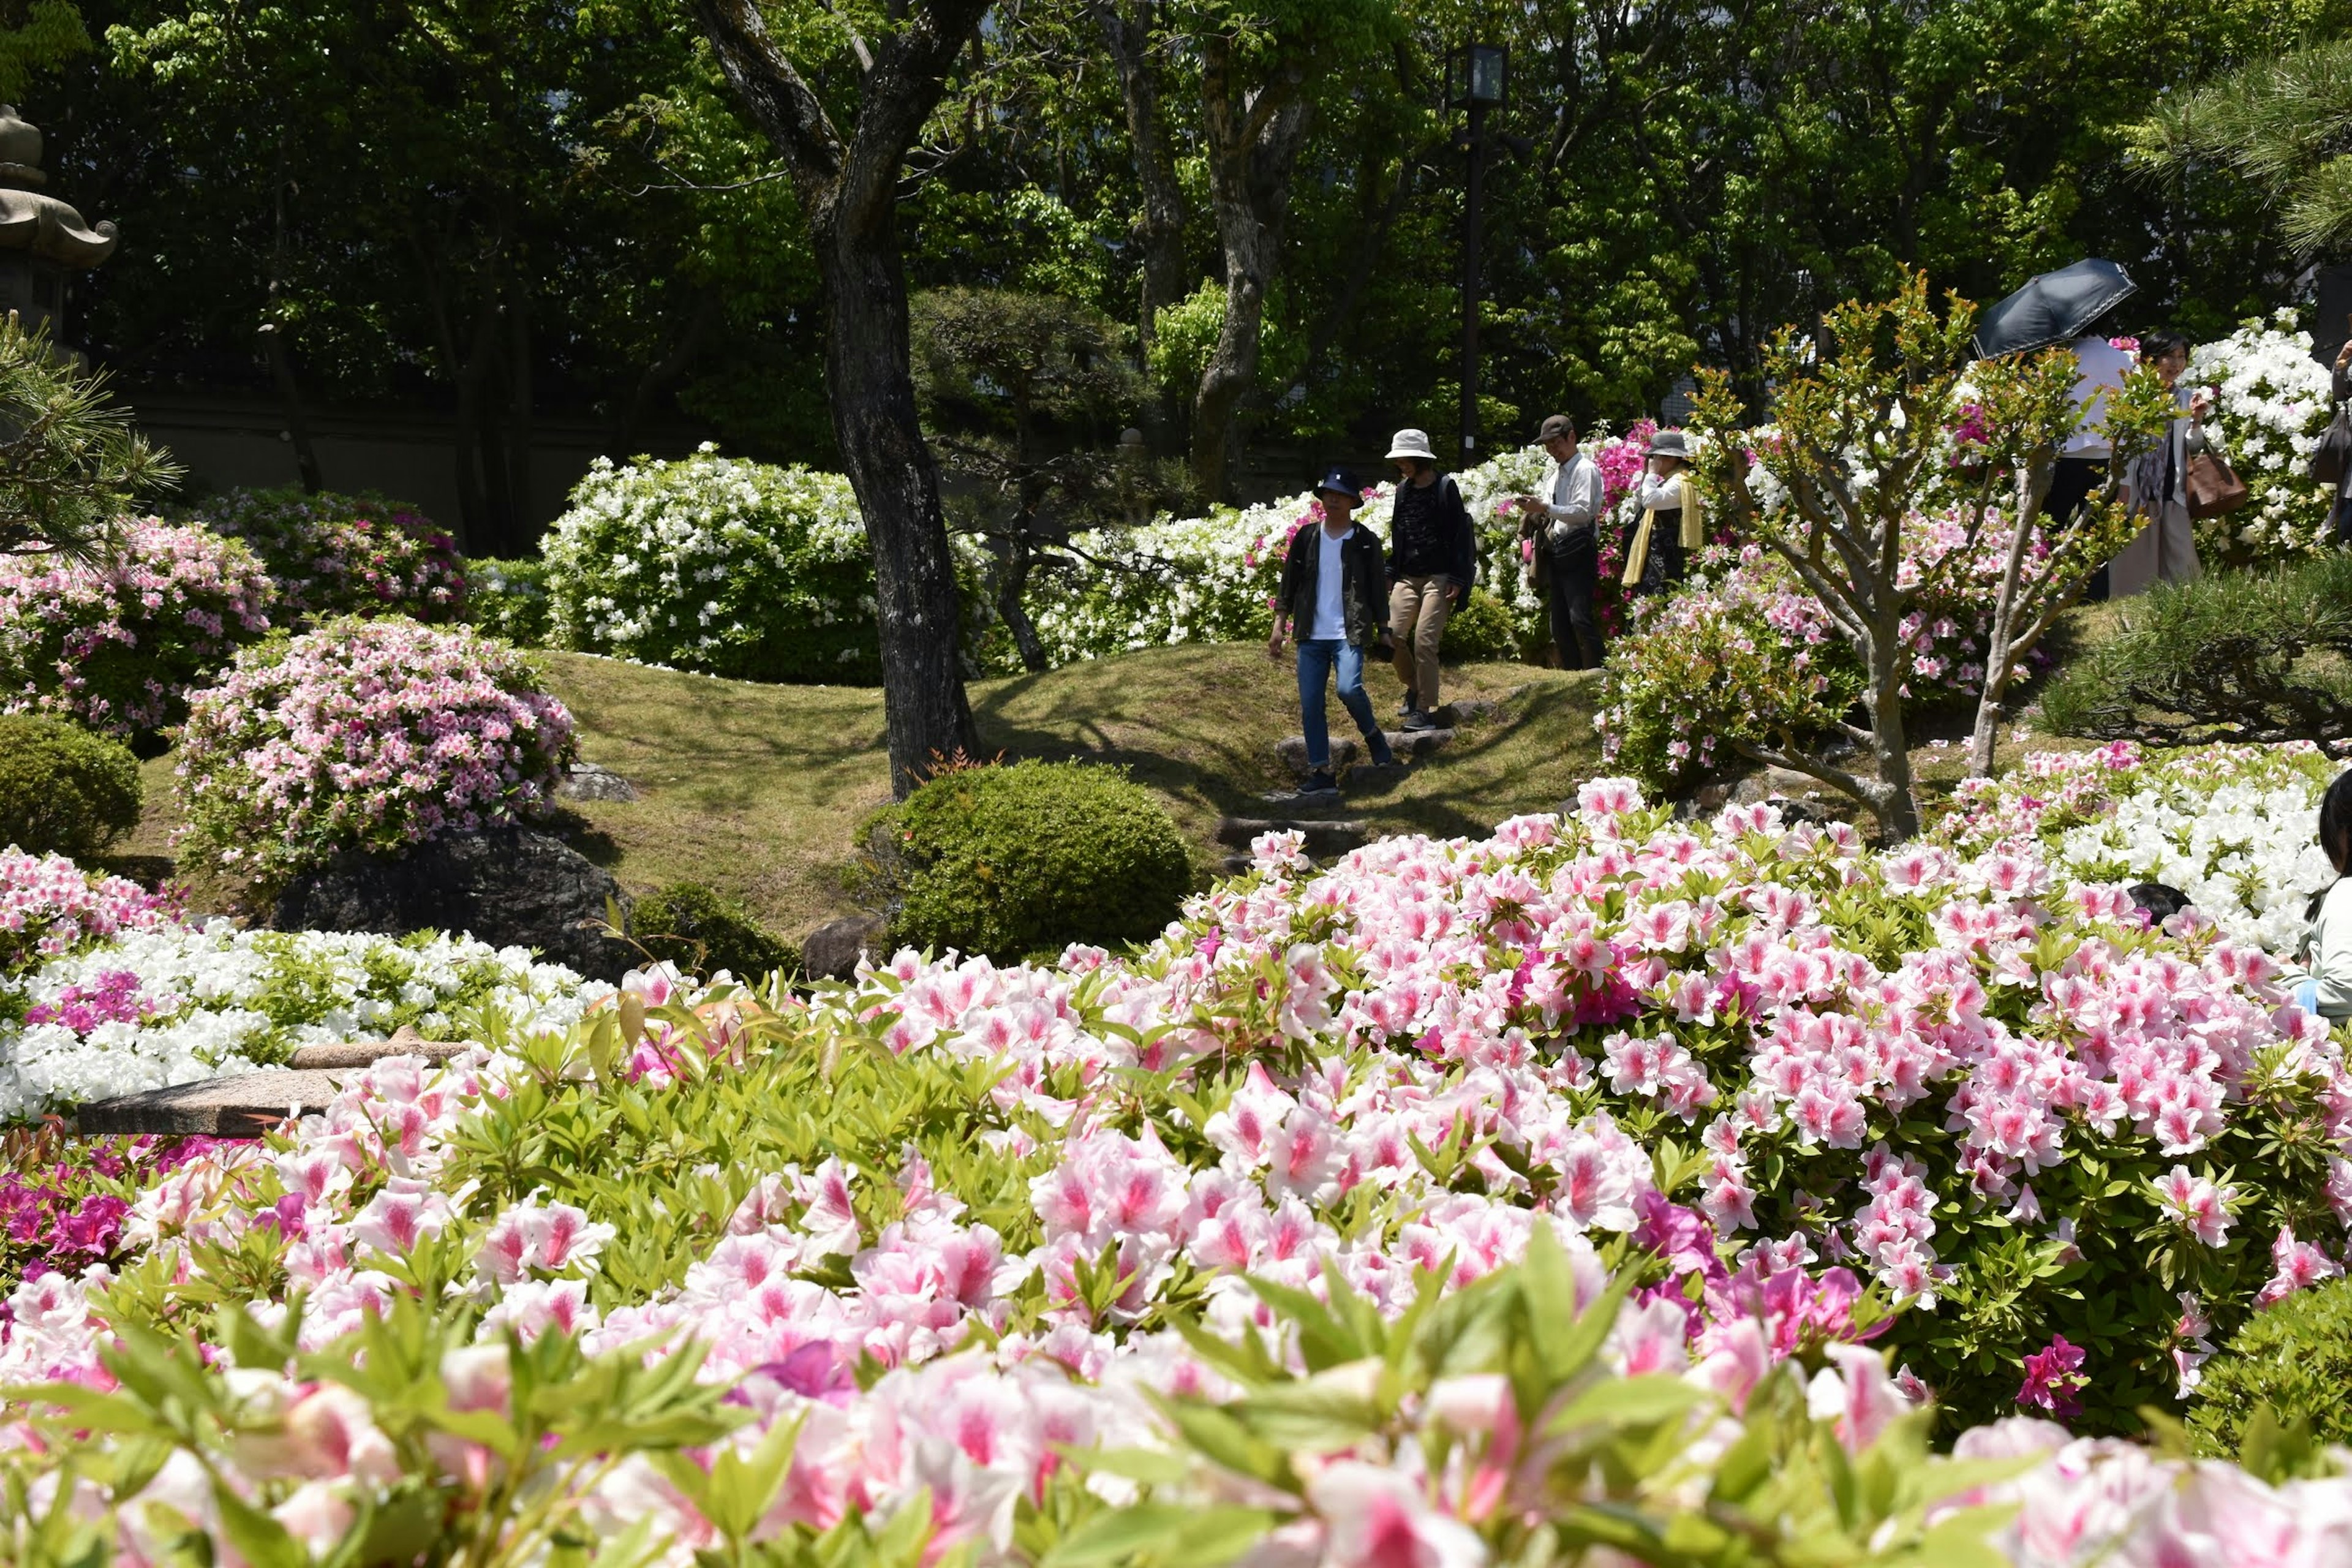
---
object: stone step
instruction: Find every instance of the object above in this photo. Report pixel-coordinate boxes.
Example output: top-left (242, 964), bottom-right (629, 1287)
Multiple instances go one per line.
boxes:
top-left (1273, 728), bottom-right (1455, 775)
top-left (75, 1069), bottom-right (352, 1137)
top-left (1214, 816), bottom-right (1368, 855)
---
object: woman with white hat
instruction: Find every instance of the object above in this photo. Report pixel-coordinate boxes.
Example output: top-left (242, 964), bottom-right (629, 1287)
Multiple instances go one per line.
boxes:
top-left (1382, 428), bottom-right (1477, 731)
top-left (1621, 429), bottom-right (1702, 597)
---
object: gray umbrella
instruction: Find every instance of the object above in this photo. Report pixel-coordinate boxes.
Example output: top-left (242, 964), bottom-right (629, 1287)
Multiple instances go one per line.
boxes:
top-left (1969, 259), bottom-right (2138, 360)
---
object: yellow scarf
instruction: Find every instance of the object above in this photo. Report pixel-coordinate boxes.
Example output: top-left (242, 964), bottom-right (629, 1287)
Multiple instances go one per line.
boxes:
top-left (1621, 485), bottom-right (1705, 589)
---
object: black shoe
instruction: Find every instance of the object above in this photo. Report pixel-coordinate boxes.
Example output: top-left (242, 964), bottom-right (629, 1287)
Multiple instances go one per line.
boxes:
top-left (1397, 691), bottom-right (1417, 717)
top-left (1368, 740), bottom-right (1397, 767)
top-left (1303, 769), bottom-right (1338, 794)
top-left (1401, 709), bottom-right (1438, 733)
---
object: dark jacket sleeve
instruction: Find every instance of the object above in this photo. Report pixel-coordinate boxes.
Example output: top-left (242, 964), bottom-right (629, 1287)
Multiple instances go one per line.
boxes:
top-left (1362, 532), bottom-right (1389, 631)
top-left (1444, 477), bottom-right (1479, 587)
top-left (1275, 528), bottom-right (1306, 624)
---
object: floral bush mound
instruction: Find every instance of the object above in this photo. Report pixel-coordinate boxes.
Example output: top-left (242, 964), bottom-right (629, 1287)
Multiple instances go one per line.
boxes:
top-left (540, 446), bottom-right (894, 684)
top-left (0, 846), bottom-right (605, 1121)
top-left (1937, 739), bottom-right (2337, 954)
top-left (1597, 517), bottom-right (2012, 794)
top-left (0, 1128), bottom-right (238, 1287)
top-left (1, 783), bottom-right (2350, 1562)
top-left (2187, 312), bottom-right (2337, 564)
top-left (192, 487), bottom-right (467, 623)
top-left (0, 517), bottom-right (275, 738)
top-left (173, 616), bottom-right (575, 884)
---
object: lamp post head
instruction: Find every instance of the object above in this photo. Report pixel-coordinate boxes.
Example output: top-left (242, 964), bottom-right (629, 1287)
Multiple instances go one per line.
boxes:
top-left (1446, 43), bottom-right (1508, 110)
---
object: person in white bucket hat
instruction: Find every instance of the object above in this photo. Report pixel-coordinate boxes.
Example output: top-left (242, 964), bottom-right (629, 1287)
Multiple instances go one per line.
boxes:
top-left (1381, 428), bottom-right (1477, 731)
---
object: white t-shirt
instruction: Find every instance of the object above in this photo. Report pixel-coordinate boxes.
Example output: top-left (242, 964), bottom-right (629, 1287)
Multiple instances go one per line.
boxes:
top-left (1308, 526), bottom-right (1351, 641)
top-left (2064, 336), bottom-right (2135, 459)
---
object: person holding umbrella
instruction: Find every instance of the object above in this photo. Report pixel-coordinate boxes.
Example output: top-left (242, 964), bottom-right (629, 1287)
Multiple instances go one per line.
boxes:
top-left (1268, 467), bottom-right (1398, 794)
top-left (2111, 331), bottom-right (2211, 595)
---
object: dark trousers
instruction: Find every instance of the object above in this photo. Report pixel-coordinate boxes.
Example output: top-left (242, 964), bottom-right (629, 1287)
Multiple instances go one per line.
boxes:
top-left (1546, 530), bottom-right (1605, 669)
top-left (2334, 492), bottom-right (2352, 547)
top-left (2048, 457), bottom-right (2109, 601)
top-left (1619, 518), bottom-right (1684, 598)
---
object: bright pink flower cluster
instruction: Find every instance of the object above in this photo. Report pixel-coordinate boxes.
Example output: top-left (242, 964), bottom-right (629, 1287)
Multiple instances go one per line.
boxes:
top-left (173, 616), bottom-right (573, 880)
top-left (0, 518), bottom-right (275, 736)
top-left (0, 846), bottom-right (183, 974)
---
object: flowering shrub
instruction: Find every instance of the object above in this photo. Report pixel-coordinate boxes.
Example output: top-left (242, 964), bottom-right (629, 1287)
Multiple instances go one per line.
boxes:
top-left (173, 617), bottom-right (574, 883)
top-left (463, 554), bottom-right (553, 646)
top-left (542, 447), bottom-right (888, 682)
top-left (0, 908), bottom-right (603, 1120)
top-left (0, 846), bottom-right (179, 976)
top-left (2188, 312), bottom-right (2337, 563)
top-left (2, 914), bottom-right (2350, 1562)
top-left (1596, 521), bottom-right (2003, 794)
top-left (191, 486), bottom-right (467, 622)
top-left (0, 1129), bottom-right (238, 1287)
top-left (1936, 741), bottom-right (2336, 953)
top-left (0, 516), bottom-right (274, 738)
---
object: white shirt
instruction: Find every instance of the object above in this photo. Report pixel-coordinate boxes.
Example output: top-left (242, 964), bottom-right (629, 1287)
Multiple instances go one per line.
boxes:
top-left (2064, 335), bottom-right (2135, 459)
top-left (2284, 878), bottom-right (2352, 1020)
top-left (1638, 472), bottom-right (1686, 510)
top-left (1308, 526), bottom-right (1351, 641)
top-left (1542, 451), bottom-right (1605, 542)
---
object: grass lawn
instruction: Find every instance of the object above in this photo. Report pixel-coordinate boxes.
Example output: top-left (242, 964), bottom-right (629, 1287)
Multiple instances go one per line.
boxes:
top-left (123, 644), bottom-right (1606, 941)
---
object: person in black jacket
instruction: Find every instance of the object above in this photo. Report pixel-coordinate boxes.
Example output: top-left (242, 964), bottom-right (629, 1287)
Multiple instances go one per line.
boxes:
top-left (1382, 428), bottom-right (1478, 732)
top-left (1270, 468), bottom-right (1398, 793)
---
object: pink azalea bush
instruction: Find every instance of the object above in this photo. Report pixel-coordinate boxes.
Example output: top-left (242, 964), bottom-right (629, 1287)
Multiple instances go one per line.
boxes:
top-left (0, 1133), bottom-right (234, 1287)
top-left (4, 903), bottom-right (2350, 1564)
top-left (192, 486), bottom-right (466, 623)
top-left (173, 616), bottom-right (573, 883)
top-left (0, 846), bottom-right (180, 975)
top-left (1597, 515), bottom-right (2019, 794)
top-left (0, 516), bottom-right (276, 738)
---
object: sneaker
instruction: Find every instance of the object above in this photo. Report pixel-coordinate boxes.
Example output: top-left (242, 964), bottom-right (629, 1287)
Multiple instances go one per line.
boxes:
top-left (1401, 709), bottom-right (1438, 733)
top-left (1303, 769), bottom-right (1338, 794)
top-left (1368, 739), bottom-right (1397, 767)
top-left (1397, 691), bottom-right (1417, 717)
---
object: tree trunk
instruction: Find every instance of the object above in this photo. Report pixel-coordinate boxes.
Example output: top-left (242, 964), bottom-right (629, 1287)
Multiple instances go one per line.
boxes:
top-left (1095, 0), bottom-right (1187, 372)
top-left (996, 534), bottom-right (1047, 673)
top-left (1192, 37), bottom-right (1312, 503)
top-left (258, 322), bottom-right (325, 495)
top-left (1863, 619), bottom-right (1920, 840)
top-left (507, 279), bottom-right (537, 546)
top-left (694, 0), bottom-right (984, 796)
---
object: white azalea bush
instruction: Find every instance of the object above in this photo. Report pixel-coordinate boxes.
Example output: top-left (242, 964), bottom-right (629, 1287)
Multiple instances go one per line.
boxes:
top-left (2188, 312), bottom-right (2338, 563)
top-left (1936, 741), bottom-right (2337, 953)
top-left (0, 854), bottom-right (604, 1120)
top-left (541, 446), bottom-right (888, 683)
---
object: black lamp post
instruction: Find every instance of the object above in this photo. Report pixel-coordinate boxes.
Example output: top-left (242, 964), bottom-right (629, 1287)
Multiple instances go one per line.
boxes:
top-left (1446, 42), bottom-right (1507, 463)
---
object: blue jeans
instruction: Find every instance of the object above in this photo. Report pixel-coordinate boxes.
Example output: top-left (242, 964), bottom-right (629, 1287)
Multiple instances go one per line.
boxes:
top-left (1296, 638), bottom-right (1384, 769)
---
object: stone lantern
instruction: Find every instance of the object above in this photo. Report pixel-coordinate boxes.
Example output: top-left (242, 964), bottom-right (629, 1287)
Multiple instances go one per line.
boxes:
top-left (0, 105), bottom-right (116, 341)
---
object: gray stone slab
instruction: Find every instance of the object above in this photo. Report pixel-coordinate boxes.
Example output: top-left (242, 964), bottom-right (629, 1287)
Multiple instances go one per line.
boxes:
top-left (74, 1069), bottom-right (350, 1137)
top-left (1215, 817), bottom-right (1368, 854)
top-left (287, 1039), bottom-right (472, 1069)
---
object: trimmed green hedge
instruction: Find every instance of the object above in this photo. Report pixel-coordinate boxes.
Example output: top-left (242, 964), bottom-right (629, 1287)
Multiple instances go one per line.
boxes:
top-left (0, 714), bottom-right (141, 859)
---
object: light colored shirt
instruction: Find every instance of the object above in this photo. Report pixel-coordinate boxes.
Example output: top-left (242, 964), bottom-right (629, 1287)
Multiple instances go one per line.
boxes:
top-left (1543, 451), bottom-right (1605, 543)
top-left (2064, 335), bottom-right (2135, 459)
top-left (1638, 472), bottom-right (1686, 510)
top-left (1308, 526), bottom-right (1350, 641)
top-left (2283, 878), bottom-right (2352, 1020)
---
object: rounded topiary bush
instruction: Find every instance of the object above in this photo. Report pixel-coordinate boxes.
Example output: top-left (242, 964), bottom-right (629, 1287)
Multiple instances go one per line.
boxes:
top-left (466, 557), bottom-right (553, 647)
top-left (2187, 1277), bottom-right (2352, 1457)
top-left (1438, 586), bottom-right (1523, 663)
top-left (542, 447), bottom-right (881, 683)
top-left (0, 518), bottom-right (276, 740)
top-left (631, 881), bottom-right (799, 981)
top-left (861, 760), bottom-right (1192, 962)
top-left (175, 616), bottom-right (573, 883)
top-left (192, 487), bottom-right (466, 623)
top-left (0, 715), bottom-right (141, 859)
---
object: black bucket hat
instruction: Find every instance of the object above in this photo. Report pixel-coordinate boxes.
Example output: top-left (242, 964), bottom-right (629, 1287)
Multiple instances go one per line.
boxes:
top-left (1315, 467), bottom-right (1362, 502)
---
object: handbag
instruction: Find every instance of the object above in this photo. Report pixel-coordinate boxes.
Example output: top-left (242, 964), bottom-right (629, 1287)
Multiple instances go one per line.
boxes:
top-left (2311, 401), bottom-right (2352, 488)
top-left (2184, 449), bottom-right (2250, 519)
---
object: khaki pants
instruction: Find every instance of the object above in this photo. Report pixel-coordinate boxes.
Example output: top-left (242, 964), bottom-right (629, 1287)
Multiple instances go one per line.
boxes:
top-left (2108, 500), bottom-right (2202, 598)
top-left (1389, 575), bottom-right (1454, 710)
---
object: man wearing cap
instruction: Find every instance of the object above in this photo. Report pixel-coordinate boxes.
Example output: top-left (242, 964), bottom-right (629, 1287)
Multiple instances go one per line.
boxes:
top-left (1270, 469), bottom-right (1398, 793)
top-left (1382, 428), bottom-right (1477, 732)
top-left (1515, 413), bottom-right (1606, 669)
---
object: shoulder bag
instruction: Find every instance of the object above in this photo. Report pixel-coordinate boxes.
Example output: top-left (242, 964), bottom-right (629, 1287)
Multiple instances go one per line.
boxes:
top-left (2184, 448), bottom-right (2250, 519)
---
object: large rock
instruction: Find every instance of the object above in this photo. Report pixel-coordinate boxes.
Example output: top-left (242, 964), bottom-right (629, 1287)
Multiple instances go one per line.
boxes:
top-left (802, 913), bottom-right (888, 980)
top-left (271, 827), bottom-right (635, 980)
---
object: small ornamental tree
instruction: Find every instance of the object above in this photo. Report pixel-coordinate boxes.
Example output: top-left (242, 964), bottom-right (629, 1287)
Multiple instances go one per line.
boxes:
top-left (0, 314), bottom-right (181, 562)
top-left (1691, 276), bottom-right (2167, 837)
